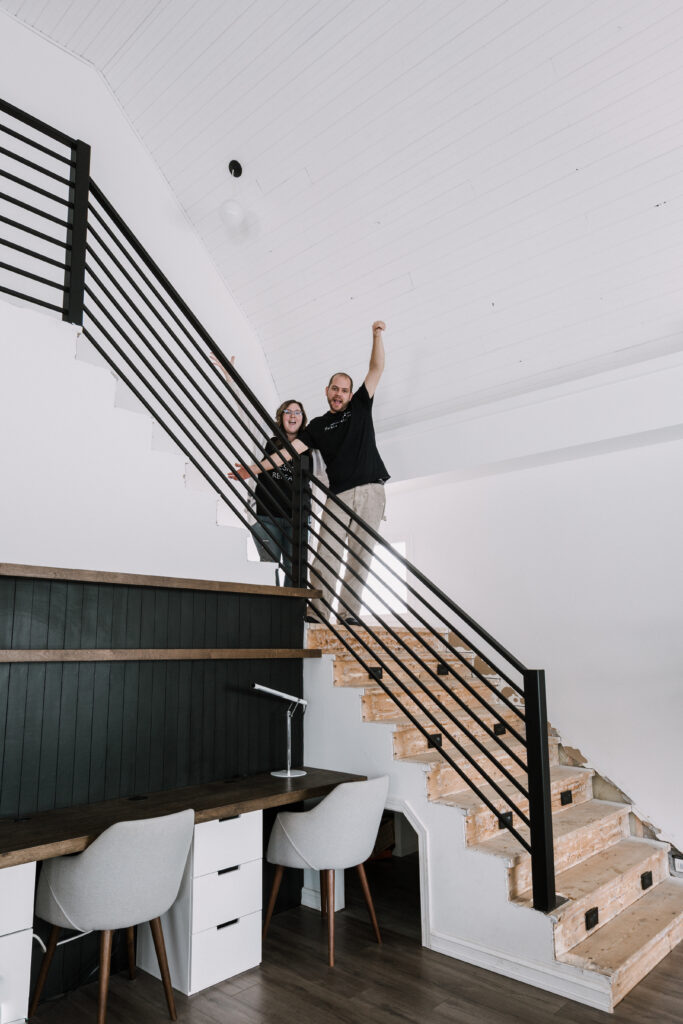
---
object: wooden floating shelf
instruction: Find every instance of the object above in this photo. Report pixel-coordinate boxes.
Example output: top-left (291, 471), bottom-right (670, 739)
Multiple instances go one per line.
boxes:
top-left (0, 648), bottom-right (322, 663)
top-left (0, 562), bottom-right (321, 599)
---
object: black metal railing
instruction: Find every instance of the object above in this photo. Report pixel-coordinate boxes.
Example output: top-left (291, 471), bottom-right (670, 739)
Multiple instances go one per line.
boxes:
top-left (0, 98), bottom-right (556, 912)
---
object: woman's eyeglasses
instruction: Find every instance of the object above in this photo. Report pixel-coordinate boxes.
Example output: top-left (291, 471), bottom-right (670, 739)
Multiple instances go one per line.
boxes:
top-left (282, 409), bottom-right (303, 416)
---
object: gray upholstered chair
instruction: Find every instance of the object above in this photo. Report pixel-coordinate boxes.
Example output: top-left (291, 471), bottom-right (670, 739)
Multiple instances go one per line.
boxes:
top-left (30, 809), bottom-right (195, 1024)
top-left (262, 776), bottom-right (389, 966)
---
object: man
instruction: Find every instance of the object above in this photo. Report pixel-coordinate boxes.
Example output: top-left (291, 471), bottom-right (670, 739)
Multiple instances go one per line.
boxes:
top-left (231, 321), bottom-right (389, 624)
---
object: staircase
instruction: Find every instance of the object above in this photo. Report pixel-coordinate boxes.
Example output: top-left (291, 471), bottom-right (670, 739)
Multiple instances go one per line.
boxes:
top-left (306, 622), bottom-right (683, 1013)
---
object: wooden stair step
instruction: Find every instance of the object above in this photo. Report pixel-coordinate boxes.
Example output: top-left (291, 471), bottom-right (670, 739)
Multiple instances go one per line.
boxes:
top-left (436, 765), bottom-right (594, 845)
top-left (557, 878), bottom-right (683, 1008)
top-left (359, 681), bottom-right (512, 721)
top-left (333, 655), bottom-right (479, 688)
top-left (530, 837), bottom-right (671, 957)
top-left (390, 709), bottom-right (527, 759)
top-left (473, 800), bottom-right (631, 898)
top-left (422, 733), bottom-right (560, 799)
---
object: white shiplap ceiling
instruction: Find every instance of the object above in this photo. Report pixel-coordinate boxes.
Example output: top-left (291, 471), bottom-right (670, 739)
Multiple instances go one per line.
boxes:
top-left (3, 0), bottom-right (683, 437)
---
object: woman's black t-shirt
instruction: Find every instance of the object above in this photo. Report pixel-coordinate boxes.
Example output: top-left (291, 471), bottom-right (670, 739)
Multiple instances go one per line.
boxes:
top-left (298, 383), bottom-right (389, 494)
top-left (253, 438), bottom-right (294, 518)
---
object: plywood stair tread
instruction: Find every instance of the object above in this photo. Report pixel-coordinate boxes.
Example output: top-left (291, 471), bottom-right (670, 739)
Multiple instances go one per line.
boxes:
top-left (475, 799), bottom-right (629, 864)
top-left (400, 730), bottom-right (530, 767)
top-left (436, 764), bottom-right (591, 814)
top-left (557, 879), bottom-right (683, 1006)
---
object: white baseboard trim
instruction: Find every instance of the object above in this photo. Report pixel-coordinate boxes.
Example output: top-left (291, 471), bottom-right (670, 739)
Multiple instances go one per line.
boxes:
top-left (429, 930), bottom-right (613, 1013)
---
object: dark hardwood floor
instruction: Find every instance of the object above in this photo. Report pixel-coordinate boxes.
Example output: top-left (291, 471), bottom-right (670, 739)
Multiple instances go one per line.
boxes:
top-left (33, 853), bottom-right (683, 1024)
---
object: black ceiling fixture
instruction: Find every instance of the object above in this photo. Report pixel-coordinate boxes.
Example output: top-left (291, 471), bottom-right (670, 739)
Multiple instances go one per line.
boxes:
top-left (228, 160), bottom-right (242, 178)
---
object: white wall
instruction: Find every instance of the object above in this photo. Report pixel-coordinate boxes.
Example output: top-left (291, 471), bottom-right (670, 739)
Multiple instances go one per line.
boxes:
top-left (383, 435), bottom-right (683, 851)
top-left (0, 15), bottom-right (281, 580)
top-left (0, 301), bottom-right (274, 583)
top-left (0, 11), bottom-right (277, 412)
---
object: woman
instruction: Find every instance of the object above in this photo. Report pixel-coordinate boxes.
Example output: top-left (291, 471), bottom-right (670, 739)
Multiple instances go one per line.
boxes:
top-left (252, 400), bottom-right (308, 585)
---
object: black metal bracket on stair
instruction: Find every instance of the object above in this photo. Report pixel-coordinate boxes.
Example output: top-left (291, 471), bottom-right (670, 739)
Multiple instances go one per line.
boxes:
top-left (428, 733), bottom-right (443, 748)
top-left (560, 789), bottom-right (573, 806)
top-left (437, 661), bottom-right (449, 675)
top-left (493, 722), bottom-right (507, 736)
top-left (498, 811), bottom-right (513, 830)
top-left (368, 666), bottom-right (383, 682)
top-left (641, 871), bottom-right (653, 890)
top-left (585, 907), bottom-right (599, 930)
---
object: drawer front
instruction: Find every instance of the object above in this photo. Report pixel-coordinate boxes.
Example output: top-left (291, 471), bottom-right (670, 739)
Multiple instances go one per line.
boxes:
top-left (190, 910), bottom-right (261, 994)
top-left (193, 811), bottom-right (262, 877)
top-left (0, 862), bottom-right (36, 936)
top-left (0, 928), bottom-right (32, 1023)
top-left (192, 858), bottom-right (262, 934)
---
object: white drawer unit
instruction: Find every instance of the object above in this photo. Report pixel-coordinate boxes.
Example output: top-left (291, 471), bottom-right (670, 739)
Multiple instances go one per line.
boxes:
top-left (137, 810), bottom-right (263, 996)
top-left (0, 862), bottom-right (36, 1024)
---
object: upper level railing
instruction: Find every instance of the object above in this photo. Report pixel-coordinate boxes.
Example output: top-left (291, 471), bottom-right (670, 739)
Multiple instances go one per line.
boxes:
top-left (0, 97), bottom-right (556, 912)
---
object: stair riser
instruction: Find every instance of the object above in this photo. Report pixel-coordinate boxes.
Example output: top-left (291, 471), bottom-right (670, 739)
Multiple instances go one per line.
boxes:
top-left (333, 658), bottom-right (478, 689)
top-left (554, 847), bottom-right (670, 957)
top-left (463, 773), bottom-right (594, 846)
top-left (612, 914), bottom-right (683, 1007)
top-left (362, 688), bottom-right (497, 722)
top-left (392, 714), bottom-right (526, 759)
top-left (507, 811), bottom-right (631, 899)
top-left (427, 739), bottom-right (560, 799)
top-left (307, 629), bottom-right (451, 655)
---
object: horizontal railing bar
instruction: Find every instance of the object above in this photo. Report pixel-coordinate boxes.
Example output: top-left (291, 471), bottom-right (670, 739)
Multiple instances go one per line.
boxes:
top-left (80, 315), bottom-right (292, 561)
top-left (0, 284), bottom-right (64, 313)
top-left (311, 595), bottom-right (530, 838)
top-left (83, 272), bottom-right (293, 525)
top-left (88, 182), bottom-right (300, 463)
top-left (0, 168), bottom-right (73, 206)
top-left (0, 237), bottom-right (67, 270)
top-left (306, 489), bottom-right (526, 706)
top-left (308, 470), bottom-right (527, 677)
top-left (0, 146), bottom-right (72, 186)
top-left (84, 231), bottom-right (285, 480)
top-left (299, 523), bottom-right (529, 796)
top-left (0, 213), bottom-right (70, 249)
top-left (0, 261), bottom-right (64, 291)
top-left (86, 214), bottom-right (275, 448)
top-left (0, 122), bottom-right (74, 165)
top-left (0, 190), bottom-right (70, 228)
top-left (0, 98), bottom-right (76, 149)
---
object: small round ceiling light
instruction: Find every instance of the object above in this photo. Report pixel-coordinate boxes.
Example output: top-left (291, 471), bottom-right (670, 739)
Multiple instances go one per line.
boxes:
top-left (228, 159), bottom-right (242, 178)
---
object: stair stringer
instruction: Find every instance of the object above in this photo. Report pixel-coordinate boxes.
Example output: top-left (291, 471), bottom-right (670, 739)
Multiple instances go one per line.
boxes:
top-left (303, 654), bottom-right (613, 1012)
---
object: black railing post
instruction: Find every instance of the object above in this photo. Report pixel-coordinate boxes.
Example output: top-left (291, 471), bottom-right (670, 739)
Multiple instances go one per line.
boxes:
top-left (62, 139), bottom-right (90, 324)
top-left (291, 453), bottom-right (310, 588)
top-left (523, 668), bottom-right (556, 912)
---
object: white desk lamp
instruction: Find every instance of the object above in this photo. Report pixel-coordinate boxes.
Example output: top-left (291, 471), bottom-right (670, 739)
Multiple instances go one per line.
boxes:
top-left (253, 683), bottom-right (307, 778)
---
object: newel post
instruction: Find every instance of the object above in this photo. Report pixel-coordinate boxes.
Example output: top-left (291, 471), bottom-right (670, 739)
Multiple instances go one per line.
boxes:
top-left (291, 452), bottom-right (310, 589)
top-left (62, 139), bottom-right (91, 325)
top-left (523, 668), bottom-right (557, 912)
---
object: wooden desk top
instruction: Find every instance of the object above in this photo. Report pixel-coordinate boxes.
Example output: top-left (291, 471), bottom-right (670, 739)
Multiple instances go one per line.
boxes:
top-left (0, 768), bottom-right (364, 868)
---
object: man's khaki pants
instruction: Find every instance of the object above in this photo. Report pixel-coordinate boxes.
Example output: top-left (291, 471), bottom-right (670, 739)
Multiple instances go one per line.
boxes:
top-left (309, 483), bottom-right (386, 620)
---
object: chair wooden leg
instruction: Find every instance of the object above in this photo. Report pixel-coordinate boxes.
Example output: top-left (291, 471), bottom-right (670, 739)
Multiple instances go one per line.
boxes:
top-left (356, 862), bottom-right (382, 945)
top-left (29, 924), bottom-right (60, 1017)
top-left (320, 869), bottom-right (328, 917)
top-left (326, 869), bottom-right (335, 967)
top-left (126, 926), bottom-right (136, 980)
top-left (97, 930), bottom-right (113, 1024)
top-left (262, 864), bottom-right (284, 941)
top-left (149, 917), bottom-right (177, 1022)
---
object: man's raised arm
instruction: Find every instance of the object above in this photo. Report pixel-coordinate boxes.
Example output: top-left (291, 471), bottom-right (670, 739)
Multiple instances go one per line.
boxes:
top-left (229, 438), bottom-right (309, 480)
top-left (364, 320), bottom-right (386, 397)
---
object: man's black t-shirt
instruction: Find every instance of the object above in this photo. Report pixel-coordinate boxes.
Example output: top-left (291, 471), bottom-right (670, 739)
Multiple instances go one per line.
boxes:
top-left (253, 438), bottom-right (293, 518)
top-left (298, 383), bottom-right (389, 494)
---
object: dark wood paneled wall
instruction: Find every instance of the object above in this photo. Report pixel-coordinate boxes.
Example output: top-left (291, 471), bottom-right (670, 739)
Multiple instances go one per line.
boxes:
top-left (0, 576), bottom-right (306, 818)
top-left (1, 572), bottom-right (308, 999)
